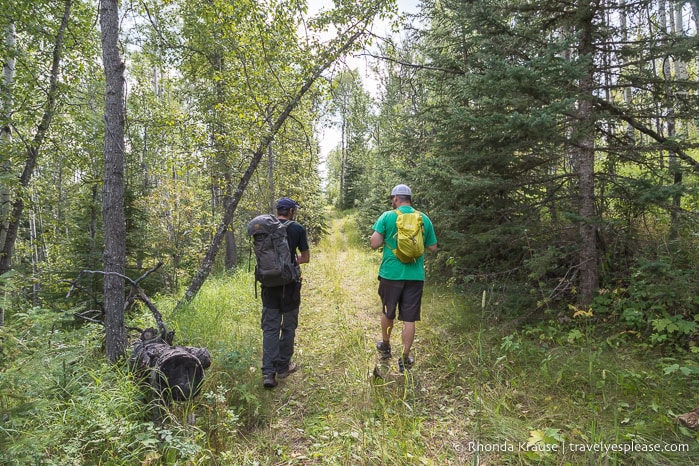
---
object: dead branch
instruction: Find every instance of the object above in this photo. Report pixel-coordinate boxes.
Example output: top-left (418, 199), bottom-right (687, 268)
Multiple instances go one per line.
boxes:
top-left (69, 261), bottom-right (169, 340)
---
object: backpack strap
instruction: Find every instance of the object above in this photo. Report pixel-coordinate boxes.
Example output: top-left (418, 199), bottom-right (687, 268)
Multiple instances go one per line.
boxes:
top-left (248, 245), bottom-right (258, 299)
top-left (280, 219), bottom-right (300, 264)
top-left (388, 209), bottom-right (402, 257)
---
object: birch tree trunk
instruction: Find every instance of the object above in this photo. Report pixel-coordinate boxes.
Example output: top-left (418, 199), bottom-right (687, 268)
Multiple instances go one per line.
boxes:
top-left (0, 24), bottom-right (15, 259)
top-left (100, 0), bottom-right (127, 363)
top-left (0, 0), bottom-right (70, 318)
top-left (0, 23), bottom-right (16, 326)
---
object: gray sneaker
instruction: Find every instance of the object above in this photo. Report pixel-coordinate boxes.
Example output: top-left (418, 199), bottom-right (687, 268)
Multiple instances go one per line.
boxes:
top-left (277, 362), bottom-right (298, 379)
top-left (376, 341), bottom-right (392, 360)
top-left (398, 355), bottom-right (414, 373)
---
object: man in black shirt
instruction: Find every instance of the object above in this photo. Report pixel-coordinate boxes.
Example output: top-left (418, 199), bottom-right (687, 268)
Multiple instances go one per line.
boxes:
top-left (261, 197), bottom-right (310, 388)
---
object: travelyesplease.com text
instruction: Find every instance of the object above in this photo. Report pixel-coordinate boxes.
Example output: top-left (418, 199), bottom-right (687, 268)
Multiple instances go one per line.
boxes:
top-left (465, 441), bottom-right (689, 455)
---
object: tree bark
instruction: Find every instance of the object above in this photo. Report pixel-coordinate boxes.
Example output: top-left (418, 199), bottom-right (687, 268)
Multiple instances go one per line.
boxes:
top-left (667, 3), bottom-right (686, 239)
top-left (224, 229), bottom-right (237, 269)
top-left (619, 0), bottom-right (634, 141)
top-left (0, 23), bottom-right (15, 260)
top-left (0, 23), bottom-right (16, 327)
top-left (209, 48), bottom-right (238, 270)
top-left (575, 1), bottom-right (599, 307)
top-left (100, 0), bottom-right (127, 363)
top-left (267, 122), bottom-right (275, 213)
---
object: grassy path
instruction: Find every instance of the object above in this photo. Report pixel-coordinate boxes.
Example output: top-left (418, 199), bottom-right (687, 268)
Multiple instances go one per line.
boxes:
top-left (231, 213), bottom-right (475, 465)
top-left (216, 212), bottom-right (698, 465)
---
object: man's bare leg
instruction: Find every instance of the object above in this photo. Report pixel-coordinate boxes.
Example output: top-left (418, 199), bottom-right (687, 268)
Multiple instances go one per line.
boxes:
top-left (381, 313), bottom-right (393, 343)
top-left (401, 321), bottom-right (415, 357)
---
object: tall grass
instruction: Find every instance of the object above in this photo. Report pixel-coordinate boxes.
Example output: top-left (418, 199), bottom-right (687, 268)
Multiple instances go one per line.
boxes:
top-left (1, 212), bottom-right (698, 464)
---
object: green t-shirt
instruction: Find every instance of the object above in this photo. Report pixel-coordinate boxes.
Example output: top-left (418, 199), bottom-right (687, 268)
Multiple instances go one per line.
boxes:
top-left (372, 206), bottom-right (437, 281)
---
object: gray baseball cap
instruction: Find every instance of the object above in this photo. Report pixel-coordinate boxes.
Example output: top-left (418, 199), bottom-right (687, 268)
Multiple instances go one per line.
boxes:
top-left (390, 184), bottom-right (412, 196)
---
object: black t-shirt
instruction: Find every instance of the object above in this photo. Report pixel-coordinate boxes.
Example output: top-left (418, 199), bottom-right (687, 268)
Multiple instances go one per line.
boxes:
top-left (281, 220), bottom-right (309, 264)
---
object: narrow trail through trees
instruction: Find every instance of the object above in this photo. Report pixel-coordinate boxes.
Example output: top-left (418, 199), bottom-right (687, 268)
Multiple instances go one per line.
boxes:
top-left (300, 215), bottom-right (381, 357)
top-left (239, 213), bottom-right (474, 464)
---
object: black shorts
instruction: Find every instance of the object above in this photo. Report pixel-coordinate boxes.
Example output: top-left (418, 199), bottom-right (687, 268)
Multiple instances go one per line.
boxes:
top-left (378, 278), bottom-right (424, 322)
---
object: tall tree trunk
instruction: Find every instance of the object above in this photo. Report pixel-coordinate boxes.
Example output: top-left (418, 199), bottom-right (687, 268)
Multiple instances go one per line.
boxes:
top-left (224, 228), bottom-right (237, 270)
top-left (89, 183), bottom-right (100, 305)
top-left (268, 118), bottom-right (275, 213)
top-left (100, 0), bottom-right (127, 363)
top-left (0, 23), bottom-right (15, 258)
top-left (339, 111), bottom-right (347, 209)
top-left (692, 2), bottom-right (699, 75)
top-left (575, 1), bottom-right (599, 306)
top-left (668, 2), bottom-right (686, 238)
top-left (619, 0), bottom-right (634, 140)
top-left (207, 49), bottom-right (238, 270)
top-left (0, 23), bottom-right (16, 327)
top-left (29, 200), bottom-right (40, 305)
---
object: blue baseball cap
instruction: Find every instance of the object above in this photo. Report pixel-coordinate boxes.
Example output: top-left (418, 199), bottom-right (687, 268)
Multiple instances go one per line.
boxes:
top-left (276, 197), bottom-right (300, 209)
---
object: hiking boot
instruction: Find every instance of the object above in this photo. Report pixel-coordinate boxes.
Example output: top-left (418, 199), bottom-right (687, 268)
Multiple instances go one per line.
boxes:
top-left (398, 355), bottom-right (414, 373)
top-left (263, 374), bottom-right (277, 389)
top-left (376, 341), bottom-right (392, 360)
top-left (277, 362), bottom-right (298, 379)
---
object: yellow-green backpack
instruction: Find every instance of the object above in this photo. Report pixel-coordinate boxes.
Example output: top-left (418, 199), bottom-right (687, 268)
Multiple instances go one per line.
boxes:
top-left (390, 209), bottom-right (425, 263)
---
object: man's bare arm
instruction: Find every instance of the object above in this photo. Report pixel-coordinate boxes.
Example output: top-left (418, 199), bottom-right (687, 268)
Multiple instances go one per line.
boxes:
top-left (370, 231), bottom-right (384, 250)
top-left (297, 249), bottom-right (310, 264)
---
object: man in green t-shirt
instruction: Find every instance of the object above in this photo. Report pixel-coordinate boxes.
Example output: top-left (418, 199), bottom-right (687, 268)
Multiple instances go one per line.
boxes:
top-left (370, 184), bottom-right (438, 372)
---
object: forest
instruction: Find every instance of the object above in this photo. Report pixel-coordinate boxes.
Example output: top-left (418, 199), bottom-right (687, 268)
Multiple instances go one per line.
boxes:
top-left (2, 0), bottom-right (699, 464)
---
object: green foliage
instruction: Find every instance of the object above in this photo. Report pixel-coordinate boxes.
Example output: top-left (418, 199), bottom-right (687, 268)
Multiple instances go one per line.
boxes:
top-left (0, 270), bottom-right (264, 464)
top-left (2, 215), bottom-right (699, 465)
top-left (0, 309), bottom-right (173, 464)
top-left (592, 257), bottom-right (699, 349)
top-left (343, 0), bottom-right (699, 324)
top-left (3, 0), bottom-right (699, 459)
top-left (164, 272), bottom-right (265, 426)
top-left (430, 283), bottom-right (699, 464)
top-left (325, 70), bottom-right (376, 210)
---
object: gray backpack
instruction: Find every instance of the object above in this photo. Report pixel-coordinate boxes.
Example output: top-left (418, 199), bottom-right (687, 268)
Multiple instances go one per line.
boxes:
top-left (247, 214), bottom-right (301, 287)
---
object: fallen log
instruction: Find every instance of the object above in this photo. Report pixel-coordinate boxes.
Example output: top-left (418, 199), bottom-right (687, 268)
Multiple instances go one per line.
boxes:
top-left (70, 263), bottom-right (212, 406)
top-left (678, 406), bottom-right (699, 429)
top-left (131, 328), bottom-right (211, 402)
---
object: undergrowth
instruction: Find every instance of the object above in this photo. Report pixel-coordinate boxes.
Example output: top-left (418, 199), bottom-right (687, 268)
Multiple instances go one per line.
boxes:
top-left (0, 212), bottom-right (697, 464)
